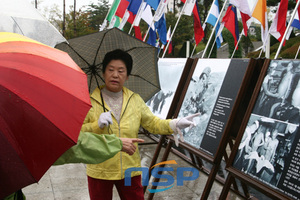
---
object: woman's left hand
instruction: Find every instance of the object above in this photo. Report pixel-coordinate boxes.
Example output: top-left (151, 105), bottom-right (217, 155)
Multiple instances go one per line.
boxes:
top-left (120, 138), bottom-right (144, 155)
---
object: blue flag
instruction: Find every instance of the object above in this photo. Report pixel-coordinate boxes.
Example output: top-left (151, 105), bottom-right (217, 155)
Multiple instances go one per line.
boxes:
top-left (155, 14), bottom-right (167, 45)
top-left (206, 0), bottom-right (223, 48)
top-left (128, 0), bottom-right (142, 15)
top-left (147, 28), bottom-right (157, 46)
top-left (146, 0), bottom-right (160, 10)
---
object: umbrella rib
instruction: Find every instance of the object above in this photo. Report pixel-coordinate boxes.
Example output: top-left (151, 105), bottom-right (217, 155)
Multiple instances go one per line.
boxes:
top-left (95, 72), bottom-right (105, 83)
top-left (130, 74), bottom-right (160, 89)
top-left (126, 46), bottom-right (155, 52)
top-left (65, 43), bottom-right (92, 67)
top-left (11, 17), bottom-right (25, 35)
top-left (93, 30), bottom-right (111, 67)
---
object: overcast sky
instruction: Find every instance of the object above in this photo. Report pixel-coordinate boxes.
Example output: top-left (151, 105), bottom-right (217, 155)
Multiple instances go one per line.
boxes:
top-left (27, 0), bottom-right (113, 12)
top-left (29, 0), bottom-right (257, 12)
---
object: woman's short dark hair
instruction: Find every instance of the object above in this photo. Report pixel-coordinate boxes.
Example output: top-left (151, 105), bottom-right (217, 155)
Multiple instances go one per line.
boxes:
top-left (102, 49), bottom-right (133, 75)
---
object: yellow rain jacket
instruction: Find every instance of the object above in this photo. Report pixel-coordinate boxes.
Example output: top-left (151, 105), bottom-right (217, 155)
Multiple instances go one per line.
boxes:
top-left (81, 86), bottom-right (174, 180)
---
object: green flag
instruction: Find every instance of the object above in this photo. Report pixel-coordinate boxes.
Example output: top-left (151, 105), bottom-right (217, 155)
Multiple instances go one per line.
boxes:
top-left (107, 0), bottom-right (120, 22)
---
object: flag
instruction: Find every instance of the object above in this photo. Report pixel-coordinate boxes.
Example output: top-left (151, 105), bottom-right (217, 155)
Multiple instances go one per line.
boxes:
top-left (132, 2), bottom-right (146, 26)
top-left (222, 5), bottom-right (239, 48)
top-left (107, 0), bottom-right (121, 22)
top-left (126, 0), bottom-right (143, 25)
top-left (252, 0), bottom-right (268, 48)
top-left (286, 0), bottom-right (300, 40)
top-left (166, 26), bottom-right (172, 54)
top-left (291, 11), bottom-right (300, 30)
top-left (147, 0), bottom-right (160, 10)
top-left (229, 0), bottom-right (251, 36)
top-left (108, 15), bottom-right (121, 29)
top-left (181, 0), bottom-right (196, 16)
top-left (153, 0), bottom-right (169, 21)
top-left (269, 0), bottom-right (288, 44)
top-left (147, 28), bottom-right (157, 46)
top-left (115, 0), bottom-right (130, 18)
top-left (118, 10), bottom-right (130, 29)
top-left (127, 10), bottom-right (135, 24)
top-left (291, 0), bottom-right (300, 30)
top-left (134, 26), bottom-right (142, 40)
top-left (140, 4), bottom-right (155, 30)
top-left (193, 1), bottom-right (205, 45)
top-left (206, 0), bottom-right (223, 48)
top-left (155, 14), bottom-right (167, 45)
top-left (127, 0), bottom-right (142, 15)
top-left (240, 12), bottom-right (251, 36)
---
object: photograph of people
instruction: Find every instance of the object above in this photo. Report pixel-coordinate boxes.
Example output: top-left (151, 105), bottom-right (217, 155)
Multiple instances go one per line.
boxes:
top-left (233, 114), bottom-right (298, 188)
top-left (177, 59), bottom-right (231, 148)
top-left (81, 49), bottom-right (199, 200)
top-left (146, 58), bottom-right (186, 119)
top-left (253, 60), bottom-right (300, 123)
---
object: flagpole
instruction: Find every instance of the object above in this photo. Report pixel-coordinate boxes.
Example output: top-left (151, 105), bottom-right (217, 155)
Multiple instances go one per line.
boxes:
top-left (162, 2), bottom-right (188, 58)
top-left (100, 0), bottom-right (117, 31)
top-left (258, 48), bottom-right (263, 57)
top-left (208, 37), bottom-right (217, 58)
top-left (201, 0), bottom-right (229, 58)
top-left (275, 0), bottom-right (300, 59)
top-left (295, 45), bottom-right (300, 59)
top-left (128, 1), bottom-right (145, 34)
top-left (108, 0), bottom-right (122, 29)
top-left (191, 21), bottom-right (208, 57)
top-left (106, 0), bottom-right (121, 30)
top-left (190, 3), bottom-right (210, 58)
top-left (143, 0), bottom-right (170, 42)
top-left (230, 30), bottom-right (244, 58)
top-left (191, 43), bottom-right (197, 57)
top-left (191, 24), bottom-right (208, 57)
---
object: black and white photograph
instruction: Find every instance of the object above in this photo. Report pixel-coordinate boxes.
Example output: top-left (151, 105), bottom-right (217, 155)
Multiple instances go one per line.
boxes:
top-left (146, 58), bottom-right (187, 119)
top-left (177, 59), bottom-right (232, 148)
top-left (252, 60), bottom-right (300, 123)
top-left (233, 60), bottom-right (300, 200)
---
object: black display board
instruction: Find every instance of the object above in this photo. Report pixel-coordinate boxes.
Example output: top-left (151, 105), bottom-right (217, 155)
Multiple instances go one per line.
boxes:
top-left (145, 58), bottom-right (265, 200)
top-left (174, 58), bottom-right (250, 159)
top-left (222, 59), bottom-right (300, 200)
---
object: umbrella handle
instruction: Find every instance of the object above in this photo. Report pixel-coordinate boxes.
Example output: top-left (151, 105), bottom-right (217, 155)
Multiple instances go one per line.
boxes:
top-left (100, 91), bottom-right (108, 112)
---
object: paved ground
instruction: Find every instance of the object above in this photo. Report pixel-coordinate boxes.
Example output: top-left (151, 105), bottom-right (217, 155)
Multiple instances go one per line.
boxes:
top-left (22, 134), bottom-right (244, 200)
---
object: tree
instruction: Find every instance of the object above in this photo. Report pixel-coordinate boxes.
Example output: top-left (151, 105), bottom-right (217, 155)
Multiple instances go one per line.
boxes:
top-left (63, 7), bottom-right (97, 39)
top-left (85, 0), bottom-right (110, 31)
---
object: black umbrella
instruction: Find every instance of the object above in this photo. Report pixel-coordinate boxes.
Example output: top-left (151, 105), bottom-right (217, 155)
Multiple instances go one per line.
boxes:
top-left (55, 28), bottom-right (160, 102)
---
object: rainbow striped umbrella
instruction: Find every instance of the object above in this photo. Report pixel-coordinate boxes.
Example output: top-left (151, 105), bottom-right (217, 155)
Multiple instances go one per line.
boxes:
top-left (0, 32), bottom-right (91, 198)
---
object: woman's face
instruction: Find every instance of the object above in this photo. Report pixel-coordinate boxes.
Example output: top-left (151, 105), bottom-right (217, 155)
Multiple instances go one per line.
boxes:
top-left (103, 59), bottom-right (129, 92)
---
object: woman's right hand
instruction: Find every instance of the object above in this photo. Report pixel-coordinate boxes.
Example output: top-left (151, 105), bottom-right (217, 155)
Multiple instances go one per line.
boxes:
top-left (120, 138), bottom-right (144, 155)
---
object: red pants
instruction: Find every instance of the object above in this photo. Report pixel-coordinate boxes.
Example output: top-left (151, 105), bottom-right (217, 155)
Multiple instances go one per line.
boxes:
top-left (88, 175), bottom-right (144, 200)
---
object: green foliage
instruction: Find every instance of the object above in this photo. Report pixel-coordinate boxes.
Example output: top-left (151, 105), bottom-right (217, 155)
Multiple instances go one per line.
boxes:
top-left (267, 0), bottom-right (296, 13)
top-left (204, 30), bottom-right (217, 58)
top-left (178, 41), bottom-right (194, 58)
top-left (222, 29), bottom-right (242, 58)
top-left (247, 36), bottom-right (300, 59)
top-left (85, 0), bottom-right (110, 31)
top-left (241, 36), bottom-right (254, 55)
top-left (163, 11), bottom-right (194, 57)
top-left (63, 9), bottom-right (97, 39)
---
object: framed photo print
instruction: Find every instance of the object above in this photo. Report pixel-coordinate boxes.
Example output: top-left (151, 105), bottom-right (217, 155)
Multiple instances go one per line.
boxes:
top-left (174, 58), bottom-right (251, 158)
top-left (229, 59), bottom-right (300, 200)
top-left (146, 58), bottom-right (187, 119)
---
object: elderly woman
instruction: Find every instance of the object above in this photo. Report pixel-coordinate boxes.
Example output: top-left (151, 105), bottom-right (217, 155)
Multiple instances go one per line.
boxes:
top-left (81, 49), bottom-right (199, 200)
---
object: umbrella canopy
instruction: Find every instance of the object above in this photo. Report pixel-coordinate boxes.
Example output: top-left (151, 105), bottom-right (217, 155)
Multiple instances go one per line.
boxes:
top-left (55, 28), bottom-right (160, 102)
top-left (0, 32), bottom-right (91, 198)
top-left (0, 0), bottom-right (67, 47)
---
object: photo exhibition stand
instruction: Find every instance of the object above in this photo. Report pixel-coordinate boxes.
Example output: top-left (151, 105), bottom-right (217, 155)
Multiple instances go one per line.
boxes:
top-left (220, 59), bottom-right (300, 200)
top-left (143, 57), bottom-right (266, 200)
